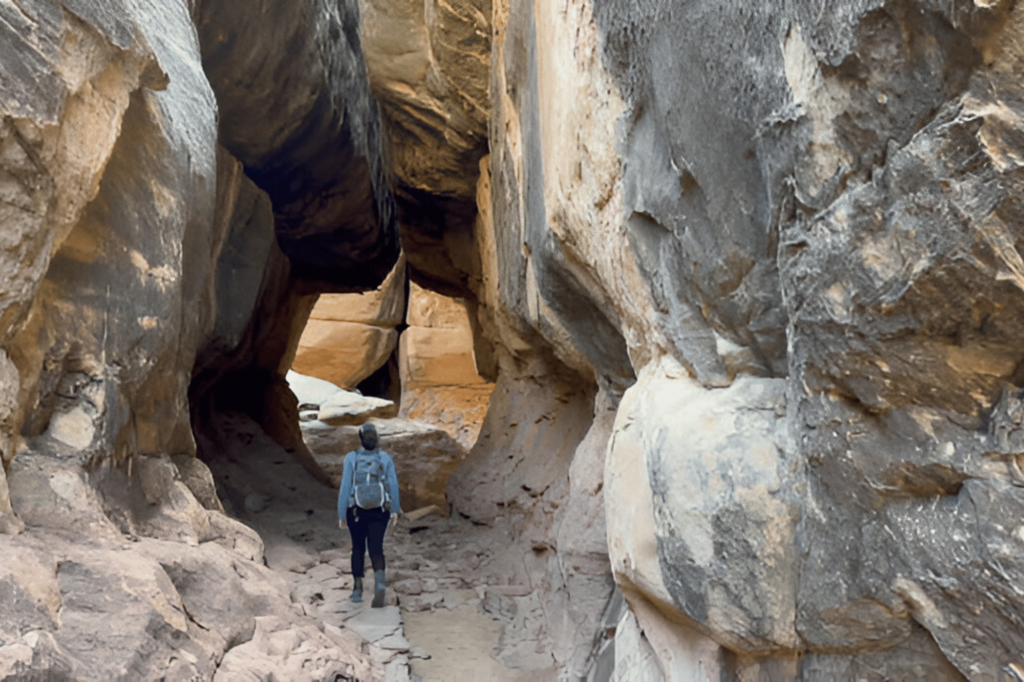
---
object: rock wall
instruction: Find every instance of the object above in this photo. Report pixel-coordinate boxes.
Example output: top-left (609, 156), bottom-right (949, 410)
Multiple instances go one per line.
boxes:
top-left (292, 266), bottom-right (494, 448)
top-left (0, 0), bottom-right (397, 678)
top-left (439, 0), bottom-right (1024, 679)
top-left (399, 282), bottom-right (493, 448)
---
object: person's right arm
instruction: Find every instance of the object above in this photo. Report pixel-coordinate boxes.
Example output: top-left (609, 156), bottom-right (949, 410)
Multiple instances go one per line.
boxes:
top-left (337, 453), bottom-right (355, 529)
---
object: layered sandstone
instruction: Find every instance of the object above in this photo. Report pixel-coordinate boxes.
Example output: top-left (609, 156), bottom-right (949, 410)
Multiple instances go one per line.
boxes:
top-left (291, 256), bottom-right (407, 390)
top-left (443, 0), bottom-right (1024, 679)
top-left (399, 283), bottom-right (493, 448)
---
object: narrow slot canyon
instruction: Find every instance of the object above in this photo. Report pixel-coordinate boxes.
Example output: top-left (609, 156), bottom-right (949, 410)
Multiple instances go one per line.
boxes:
top-left (3, 1), bottom-right (1024, 681)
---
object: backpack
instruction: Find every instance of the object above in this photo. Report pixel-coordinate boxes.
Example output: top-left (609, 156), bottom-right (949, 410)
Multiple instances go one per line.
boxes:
top-left (352, 449), bottom-right (389, 510)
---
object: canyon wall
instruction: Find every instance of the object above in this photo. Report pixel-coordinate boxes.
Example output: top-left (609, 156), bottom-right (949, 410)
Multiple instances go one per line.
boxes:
top-left (2, 0), bottom-right (1024, 680)
top-left (443, 0), bottom-right (1024, 679)
top-left (0, 0), bottom-right (397, 678)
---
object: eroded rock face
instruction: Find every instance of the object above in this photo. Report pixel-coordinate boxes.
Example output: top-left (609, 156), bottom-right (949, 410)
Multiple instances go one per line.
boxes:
top-left (358, 0), bottom-right (491, 294)
top-left (400, 283), bottom-right (494, 448)
top-left (446, 0), bottom-right (1024, 679)
top-left (195, 0), bottom-right (398, 290)
top-left (2, 0), bottom-right (219, 529)
top-left (5, 0), bottom-right (1024, 679)
top-left (0, 0), bottom-right (397, 678)
top-left (291, 255), bottom-right (407, 390)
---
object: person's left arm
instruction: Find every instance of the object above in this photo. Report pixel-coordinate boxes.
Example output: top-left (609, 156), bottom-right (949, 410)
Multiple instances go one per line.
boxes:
top-left (382, 451), bottom-right (402, 521)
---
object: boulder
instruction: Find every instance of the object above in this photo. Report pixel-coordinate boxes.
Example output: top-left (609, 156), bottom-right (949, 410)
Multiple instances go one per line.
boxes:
top-left (7, 452), bottom-right (122, 542)
top-left (399, 283), bottom-right (494, 448)
top-left (291, 255), bottom-right (406, 389)
top-left (213, 616), bottom-right (365, 682)
top-left (286, 371), bottom-right (346, 409)
top-left (172, 454), bottom-right (225, 513)
top-left (318, 390), bottom-right (398, 426)
top-left (294, 320), bottom-right (399, 389)
top-left (305, 418), bottom-right (466, 513)
top-left (606, 357), bottom-right (799, 654)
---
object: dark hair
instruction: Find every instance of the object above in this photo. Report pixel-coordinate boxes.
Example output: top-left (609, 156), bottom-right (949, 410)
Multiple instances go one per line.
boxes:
top-left (359, 423), bottom-right (379, 449)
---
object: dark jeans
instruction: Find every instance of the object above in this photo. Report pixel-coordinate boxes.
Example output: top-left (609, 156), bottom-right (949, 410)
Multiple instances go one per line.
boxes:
top-left (346, 505), bottom-right (389, 577)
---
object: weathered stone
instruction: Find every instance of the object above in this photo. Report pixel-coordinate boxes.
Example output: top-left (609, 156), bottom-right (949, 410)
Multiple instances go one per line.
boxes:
top-left (306, 418), bottom-right (465, 512)
top-left (608, 357), bottom-right (799, 653)
top-left (213, 616), bottom-right (364, 682)
top-left (295, 321), bottom-right (399, 391)
top-left (52, 541), bottom-right (217, 680)
top-left (395, 282), bottom-right (494, 448)
top-left (318, 390), bottom-right (398, 426)
top-left (206, 510), bottom-right (265, 563)
top-left (291, 255), bottom-right (407, 389)
top-left (8, 452), bottom-right (121, 541)
top-left (196, 0), bottom-right (399, 290)
top-left (286, 371), bottom-right (345, 409)
top-left (172, 454), bottom-right (225, 513)
top-left (358, 0), bottom-right (490, 293)
top-left (198, 148), bottom-right (278, 362)
top-left (0, 630), bottom-right (76, 681)
top-left (139, 538), bottom-right (294, 650)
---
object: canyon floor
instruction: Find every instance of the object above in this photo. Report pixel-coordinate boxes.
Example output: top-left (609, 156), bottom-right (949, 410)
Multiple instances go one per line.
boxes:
top-left (206, 414), bottom-right (556, 681)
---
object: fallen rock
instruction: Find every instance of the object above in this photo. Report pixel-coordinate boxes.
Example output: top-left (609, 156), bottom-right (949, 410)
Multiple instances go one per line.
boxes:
top-left (206, 511), bottom-right (266, 563)
top-left (285, 371), bottom-right (345, 409)
top-left (292, 256), bottom-right (406, 388)
top-left (0, 631), bottom-right (76, 681)
top-left (213, 616), bottom-right (365, 682)
top-left (305, 418), bottom-right (466, 512)
top-left (7, 452), bottom-right (121, 542)
top-left (317, 390), bottom-right (398, 426)
top-left (263, 538), bottom-right (320, 574)
top-left (172, 454), bottom-right (225, 513)
top-left (404, 505), bottom-right (442, 522)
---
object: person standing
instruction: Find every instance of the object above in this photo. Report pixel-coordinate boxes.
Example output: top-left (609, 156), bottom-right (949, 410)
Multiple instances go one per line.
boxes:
top-left (337, 423), bottom-right (402, 608)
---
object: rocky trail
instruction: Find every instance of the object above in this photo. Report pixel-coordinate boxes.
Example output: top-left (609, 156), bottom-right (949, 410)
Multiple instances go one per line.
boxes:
top-left (205, 411), bottom-right (557, 682)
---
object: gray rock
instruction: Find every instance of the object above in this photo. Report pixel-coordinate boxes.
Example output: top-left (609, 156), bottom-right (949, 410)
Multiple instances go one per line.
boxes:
top-left (0, 631), bottom-right (76, 681)
top-left (195, 0), bottom-right (399, 290)
top-left (317, 390), bottom-right (398, 426)
top-left (172, 454), bottom-right (225, 513)
top-left (286, 370), bottom-right (345, 409)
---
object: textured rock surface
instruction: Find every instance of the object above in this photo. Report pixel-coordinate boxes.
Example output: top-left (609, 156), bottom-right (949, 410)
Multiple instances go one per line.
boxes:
top-left (291, 255), bottom-right (406, 389)
top-left (447, 0), bottom-right (1024, 678)
top-left (358, 0), bottom-right (491, 294)
top-left (0, 0), bottom-right (397, 678)
top-left (195, 0), bottom-right (398, 290)
top-left (399, 283), bottom-right (494, 448)
top-left (318, 390), bottom-right (398, 426)
top-left (305, 417), bottom-right (466, 513)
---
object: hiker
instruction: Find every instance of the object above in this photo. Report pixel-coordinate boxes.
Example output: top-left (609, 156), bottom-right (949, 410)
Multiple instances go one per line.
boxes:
top-left (337, 423), bottom-right (402, 608)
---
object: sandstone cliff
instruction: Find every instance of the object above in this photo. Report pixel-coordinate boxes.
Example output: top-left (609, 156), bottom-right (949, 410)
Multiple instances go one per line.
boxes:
top-left (2, 0), bottom-right (1024, 680)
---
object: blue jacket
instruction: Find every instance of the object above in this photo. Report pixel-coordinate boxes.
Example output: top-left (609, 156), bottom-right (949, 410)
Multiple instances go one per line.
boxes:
top-left (337, 448), bottom-right (402, 518)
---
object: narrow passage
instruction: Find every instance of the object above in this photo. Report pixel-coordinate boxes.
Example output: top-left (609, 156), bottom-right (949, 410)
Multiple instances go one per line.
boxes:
top-left (205, 411), bottom-right (555, 681)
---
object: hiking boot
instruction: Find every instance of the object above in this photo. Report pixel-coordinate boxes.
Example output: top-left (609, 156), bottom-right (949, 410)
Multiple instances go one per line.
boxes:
top-left (351, 577), bottom-right (363, 603)
top-left (371, 569), bottom-right (386, 608)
